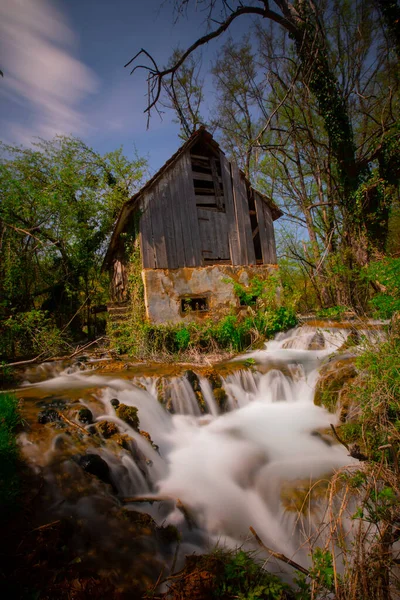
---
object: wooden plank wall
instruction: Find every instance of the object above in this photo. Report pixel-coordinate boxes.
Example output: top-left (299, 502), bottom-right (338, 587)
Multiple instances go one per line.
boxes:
top-left (197, 208), bottom-right (230, 260)
top-left (139, 154), bottom-right (202, 269)
top-left (263, 201), bottom-right (277, 263)
top-left (220, 151), bottom-right (241, 265)
top-left (231, 162), bottom-right (256, 265)
top-left (139, 149), bottom-right (276, 269)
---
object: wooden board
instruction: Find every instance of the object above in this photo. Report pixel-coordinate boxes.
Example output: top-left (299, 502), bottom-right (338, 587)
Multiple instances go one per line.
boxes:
top-left (139, 198), bottom-right (156, 269)
top-left (219, 151), bottom-right (240, 265)
top-left (231, 162), bottom-right (256, 265)
top-left (166, 163), bottom-right (186, 268)
top-left (254, 191), bottom-right (271, 264)
top-left (192, 171), bottom-right (222, 183)
top-left (147, 190), bottom-right (168, 268)
top-left (197, 208), bottom-right (230, 260)
top-left (263, 201), bottom-right (277, 263)
top-left (179, 153), bottom-right (202, 267)
top-left (157, 178), bottom-right (178, 269)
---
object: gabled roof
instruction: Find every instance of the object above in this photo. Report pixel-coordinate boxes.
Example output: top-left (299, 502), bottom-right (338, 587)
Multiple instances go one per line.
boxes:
top-left (103, 127), bottom-right (282, 269)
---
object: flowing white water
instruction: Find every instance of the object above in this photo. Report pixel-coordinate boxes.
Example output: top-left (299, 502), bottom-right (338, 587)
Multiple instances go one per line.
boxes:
top-left (20, 323), bottom-right (373, 570)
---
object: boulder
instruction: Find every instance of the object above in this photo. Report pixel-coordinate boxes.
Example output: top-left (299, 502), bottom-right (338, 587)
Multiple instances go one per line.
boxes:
top-left (77, 408), bottom-right (93, 424)
top-left (77, 453), bottom-right (113, 488)
top-left (97, 420), bottom-right (119, 438)
top-left (116, 404), bottom-right (140, 430)
top-left (308, 332), bottom-right (325, 350)
top-left (38, 408), bottom-right (60, 424)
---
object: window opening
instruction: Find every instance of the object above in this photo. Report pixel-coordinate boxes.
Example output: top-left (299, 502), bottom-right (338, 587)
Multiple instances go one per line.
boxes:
top-left (181, 296), bottom-right (209, 313)
top-left (190, 145), bottom-right (225, 211)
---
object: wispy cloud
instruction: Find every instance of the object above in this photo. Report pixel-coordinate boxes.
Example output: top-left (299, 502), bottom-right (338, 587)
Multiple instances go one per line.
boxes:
top-left (0, 0), bottom-right (98, 144)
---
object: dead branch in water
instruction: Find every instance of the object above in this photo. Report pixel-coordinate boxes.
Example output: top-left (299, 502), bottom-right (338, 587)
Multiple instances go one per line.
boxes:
top-left (58, 412), bottom-right (90, 436)
top-left (249, 526), bottom-right (310, 576)
top-left (3, 336), bottom-right (106, 369)
top-left (120, 495), bottom-right (172, 504)
top-left (330, 424), bottom-right (368, 461)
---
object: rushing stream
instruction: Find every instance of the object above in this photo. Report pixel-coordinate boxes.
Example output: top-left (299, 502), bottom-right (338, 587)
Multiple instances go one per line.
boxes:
top-left (15, 321), bottom-right (386, 582)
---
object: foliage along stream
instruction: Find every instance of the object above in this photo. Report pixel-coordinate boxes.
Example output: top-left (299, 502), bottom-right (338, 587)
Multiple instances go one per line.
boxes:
top-left (14, 321), bottom-right (386, 592)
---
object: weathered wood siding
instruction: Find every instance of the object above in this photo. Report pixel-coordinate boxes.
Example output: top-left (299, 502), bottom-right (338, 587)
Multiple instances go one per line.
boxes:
top-left (197, 208), bottom-right (230, 261)
top-left (231, 162), bottom-right (256, 265)
top-left (138, 149), bottom-right (277, 269)
top-left (139, 154), bottom-right (202, 269)
top-left (220, 151), bottom-right (241, 265)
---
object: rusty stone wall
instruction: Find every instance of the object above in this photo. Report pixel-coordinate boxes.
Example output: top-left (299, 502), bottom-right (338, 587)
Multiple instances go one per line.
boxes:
top-left (142, 264), bottom-right (278, 323)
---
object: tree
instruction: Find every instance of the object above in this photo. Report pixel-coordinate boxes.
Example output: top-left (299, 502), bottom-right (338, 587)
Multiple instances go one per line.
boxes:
top-left (0, 136), bottom-right (147, 342)
top-left (161, 49), bottom-right (205, 139)
top-left (127, 0), bottom-right (400, 266)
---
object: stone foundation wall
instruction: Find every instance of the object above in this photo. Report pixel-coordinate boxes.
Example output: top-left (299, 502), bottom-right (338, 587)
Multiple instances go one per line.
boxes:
top-left (142, 264), bottom-right (278, 324)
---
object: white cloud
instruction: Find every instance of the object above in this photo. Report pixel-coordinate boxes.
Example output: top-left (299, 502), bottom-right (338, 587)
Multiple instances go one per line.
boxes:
top-left (0, 0), bottom-right (98, 144)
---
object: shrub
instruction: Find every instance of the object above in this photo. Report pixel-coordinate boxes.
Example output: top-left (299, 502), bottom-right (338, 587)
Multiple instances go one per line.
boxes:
top-left (0, 309), bottom-right (67, 360)
top-left (362, 257), bottom-right (400, 318)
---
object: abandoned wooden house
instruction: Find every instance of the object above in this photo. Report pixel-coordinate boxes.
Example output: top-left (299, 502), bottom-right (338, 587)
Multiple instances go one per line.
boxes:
top-left (103, 127), bottom-right (282, 323)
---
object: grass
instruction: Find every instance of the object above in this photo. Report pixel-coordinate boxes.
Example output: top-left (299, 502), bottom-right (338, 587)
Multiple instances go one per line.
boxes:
top-left (0, 392), bottom-right (20, 516)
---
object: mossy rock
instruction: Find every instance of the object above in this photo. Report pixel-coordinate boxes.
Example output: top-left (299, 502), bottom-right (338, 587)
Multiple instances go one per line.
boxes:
top-left (195, 390), bottom-right (206, 413)
top-left (140, 429), bottom-right (159, 452)
top-left (97, 420), bottom-right (119, 438)
top-left (157, 523), bottom-right (181, 544)
top-left (308, 331), bottom-right (325, 350)
top-left (214, 387), bottom-right (227, 411)
top-left (38, 408), bottom-right (60, 424)
top-left (203, 368), bottom-right (222, 390)
top-left (314, 359), bottom-right (357, 413)
top-left (114, 433), bottom-right (132, 451)
top-left (185, 369), bottom-right (201, 393)
top-left (116, 404), bottom-right (140, 430)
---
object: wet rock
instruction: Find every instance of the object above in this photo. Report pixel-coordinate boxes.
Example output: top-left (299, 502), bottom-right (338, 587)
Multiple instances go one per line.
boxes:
top-left (38, 408), bottom-right (60, 424)
top-left (338, 329), bottom-right (361, 351)
top-left (206, 369), bottom-right (223, 390)
top-left (314, 358), bottom-right (358, 413)
top-left (213, 388), bottom-right (227, 411)
top-left (157, 523), bottom-right (181, 544)
top-left (77, 453), bottom-right (113, 487)
top-left (116, 404), bottom-right (140, 430)
top-left (97, 420), bottom-right (119, 438)
top-left (140, 430), bottom-right (159, 452)
top-left (308, 332), bottom-right (325, 350)
top-left (110, 398), bottom-right (120, 408)
top-left (114, 433), bottom-right (133, 451)
top-left (77, 407), bottom-right (93, 424)
top-left (185, 369), bottom-right (201, 393)
top-left (37, 397), bottom-right (67, 410)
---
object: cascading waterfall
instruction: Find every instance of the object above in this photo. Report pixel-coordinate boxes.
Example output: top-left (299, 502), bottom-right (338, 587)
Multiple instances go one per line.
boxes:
top-left (18, 322), bottom-right (380, 575)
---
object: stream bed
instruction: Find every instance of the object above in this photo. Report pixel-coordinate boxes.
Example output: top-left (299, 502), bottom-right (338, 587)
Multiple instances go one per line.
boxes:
top-left (9, 320), bottom-right (387, 594)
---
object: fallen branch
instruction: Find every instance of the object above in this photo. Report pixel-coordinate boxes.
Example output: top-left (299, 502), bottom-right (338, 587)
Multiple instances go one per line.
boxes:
top-left (330, 424), bottom-right (368, 461)
top-left (120, 495), bottom-right (172, 504)
top-left (67, 337), bottom-right (105, 359)
top-left (249, 526), bottom-right (309, 576)
top-left (58, 412), bottom-right (90, 436)
top-left (31, 520), bottom-right (61, 533)
top-left (330, 424), bottom-right (350, 451)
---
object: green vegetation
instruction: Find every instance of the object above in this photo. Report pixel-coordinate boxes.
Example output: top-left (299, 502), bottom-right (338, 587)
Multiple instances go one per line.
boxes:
top-left (344, 322), bottom-right (400, 462)
top-left (0, 136), bottom-right (147, 361)
top-left (362, 257), bottom-right (400, 319)
top-left (0, 393), bottom-right (20, 516)
top-left (108, 272), bottom-right (298, 357)
top-left (215, 549), bottom-right (290, 599)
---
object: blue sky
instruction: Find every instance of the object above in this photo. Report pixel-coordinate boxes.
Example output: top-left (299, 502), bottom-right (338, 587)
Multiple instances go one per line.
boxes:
top-left (0, 0), bottom-right (254, 175)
